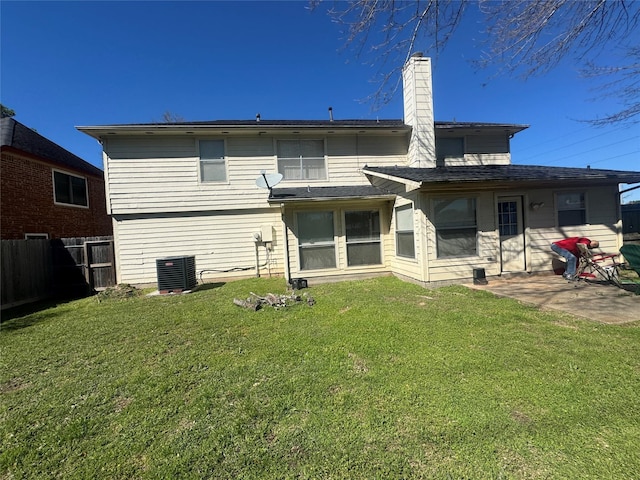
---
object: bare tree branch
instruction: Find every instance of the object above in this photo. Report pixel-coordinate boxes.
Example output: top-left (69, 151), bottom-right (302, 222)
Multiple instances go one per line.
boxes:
top-left (319, 0), bottom-right (467, 110)
top-left (317, 0), bottom-right (640, 125)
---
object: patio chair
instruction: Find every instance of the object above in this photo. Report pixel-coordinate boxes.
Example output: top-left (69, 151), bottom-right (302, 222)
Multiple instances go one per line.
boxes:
top-left (620, 244), bottom-right (640, 278)
top-left (575, 243), bottom-right (622, 287)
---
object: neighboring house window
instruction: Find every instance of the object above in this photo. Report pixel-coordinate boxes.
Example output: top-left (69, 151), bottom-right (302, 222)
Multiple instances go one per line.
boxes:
top-left (395, 204), bottom-right (415, 258)
top-left (25, 233), bottom-right (49, 240)
top-left (277, 139), bottom-right (326, 180)
top-left (345, 210), bottom-right (381, 266)
top-left (297, 211), bottom-right (336, 270)
top-left (557, 192), bottom-right (586, 226)
top-left (53, 170), bottom-right (88, 207)
top-left (433, 198), bottom-right (477, 258)
top-left (199, 140), bottom-right (226, 182)
top-left (436, 137), bottom-right (464, 164)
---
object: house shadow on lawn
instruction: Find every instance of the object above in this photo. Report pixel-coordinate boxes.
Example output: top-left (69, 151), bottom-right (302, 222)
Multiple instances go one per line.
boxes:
top-left (1, 298), bottom-right (76, 331)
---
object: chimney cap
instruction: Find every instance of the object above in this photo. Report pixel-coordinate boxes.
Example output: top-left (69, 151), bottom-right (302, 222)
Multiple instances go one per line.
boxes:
top-left (411, 52), bottom-right (423, 58)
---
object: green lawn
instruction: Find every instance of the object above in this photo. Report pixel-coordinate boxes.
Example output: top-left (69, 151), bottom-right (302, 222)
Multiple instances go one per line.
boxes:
top-left (1, 276), bottom-right (639, 479)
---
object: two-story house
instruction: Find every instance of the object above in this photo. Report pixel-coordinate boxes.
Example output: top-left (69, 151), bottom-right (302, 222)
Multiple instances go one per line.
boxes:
top-left (78, 56), bottom-right (640, 287)
top-left (1, 117), bottom-right (112, 240)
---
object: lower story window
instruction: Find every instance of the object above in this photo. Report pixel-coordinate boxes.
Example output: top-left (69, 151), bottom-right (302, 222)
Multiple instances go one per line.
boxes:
top-left (395, 204), bottom-right (415, 258)
top-left (345, 210), bottom-right (381, 266)
top-left (298, 211), bottom-right (336, 270)
top-left (557, 192), bottom-right (586, 226)
top-left (434, 197), bottom-right (477, 258)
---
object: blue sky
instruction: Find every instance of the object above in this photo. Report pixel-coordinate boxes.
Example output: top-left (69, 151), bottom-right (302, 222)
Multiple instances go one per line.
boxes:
top-left (2, 0), bottom-right (639, 201)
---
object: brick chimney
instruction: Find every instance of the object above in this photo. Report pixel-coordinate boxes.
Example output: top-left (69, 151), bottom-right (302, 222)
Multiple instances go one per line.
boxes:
top-left (403, 54), bottom-right (436, 168)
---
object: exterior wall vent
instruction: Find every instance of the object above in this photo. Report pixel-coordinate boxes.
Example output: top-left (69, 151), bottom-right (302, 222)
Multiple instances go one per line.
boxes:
top-left (156, 255), bottom-right (196, 293)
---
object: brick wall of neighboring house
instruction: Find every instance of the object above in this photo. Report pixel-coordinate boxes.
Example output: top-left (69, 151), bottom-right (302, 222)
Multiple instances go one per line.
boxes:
top-left (1, 150), bottom-right (112, 239)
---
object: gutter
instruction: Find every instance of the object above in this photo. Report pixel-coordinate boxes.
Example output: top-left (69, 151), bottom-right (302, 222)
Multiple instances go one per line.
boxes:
top-left (280, 203), bottom-right (291, 284)
top-left (619, 183), bottom-right (640, 196)
top-left (268, 194), bottom-right (396, 204)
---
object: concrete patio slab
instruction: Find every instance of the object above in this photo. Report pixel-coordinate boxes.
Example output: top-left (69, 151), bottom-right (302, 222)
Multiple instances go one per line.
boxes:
top-left (467, 274), bottom-right (640, 324)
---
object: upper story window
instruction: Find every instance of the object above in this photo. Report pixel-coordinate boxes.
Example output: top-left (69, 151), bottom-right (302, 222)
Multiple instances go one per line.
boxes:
top-left (433, 197), bottom-right (477, 258)
top-left (199, 140), bottom-right (226, 182)
top-left (53, 170), bottom-right (88, 207)
top-left (436, 137), bottom-right (464, 164)
top-left (277, 139), bottom-right (326, 181)
top-left (557, 192), bottom-right (586, 226)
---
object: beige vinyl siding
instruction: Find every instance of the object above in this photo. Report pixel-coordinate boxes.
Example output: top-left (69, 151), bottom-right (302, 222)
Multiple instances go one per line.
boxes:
top-left (528, 224), bottom-right (620, 273)
top-left (444, 155), bottom-right (509, 166)
top-left (112, 208), bottom-right (283, 285)
top-left (325, 135), bottom-right (408, 183)
top-left (388, 194), bottom-right (425, 283)
top-left (403, 57), bottom-right (436, 168)
top-left (105, 136), bottom-right (277, 215)
top-left (102, 150), bottom-right (113, 214)
top-left (104, 134), bottom-right (408, 215)
top-left (522, 186), bottom-right (621, 272)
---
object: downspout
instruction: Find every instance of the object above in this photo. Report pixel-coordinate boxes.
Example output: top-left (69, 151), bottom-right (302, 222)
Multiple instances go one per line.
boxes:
top-left (281, 203), bottom-right (291, 283)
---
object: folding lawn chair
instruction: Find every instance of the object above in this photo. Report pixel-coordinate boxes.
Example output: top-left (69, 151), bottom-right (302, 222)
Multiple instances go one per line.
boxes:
top-left (620, 244), bottom-right (640, 279)
top-left (575, 243), bottom-right (623, 287)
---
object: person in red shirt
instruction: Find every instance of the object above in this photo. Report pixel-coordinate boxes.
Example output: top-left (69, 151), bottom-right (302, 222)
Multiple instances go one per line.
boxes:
top-left (551, 237), bottom-right (599, 280)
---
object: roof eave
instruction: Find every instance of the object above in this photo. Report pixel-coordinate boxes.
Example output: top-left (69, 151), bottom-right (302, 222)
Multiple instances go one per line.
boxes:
top-left (76, 123), bottom-right (411, 140)
top-left (416, 177), bottom-right (640, 192)
top-left (268, 193), bottom-right (396, 204)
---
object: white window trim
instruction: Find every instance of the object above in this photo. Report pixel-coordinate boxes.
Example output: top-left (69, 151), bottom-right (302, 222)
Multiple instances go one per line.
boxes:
top-left (25, 233), bottom-right (49, 240)
top-left (275, 138), bottom-right (328, 182)
top-left (52, 169), bottom-right (89, 209)
top-left (198, 138), bottom-right (229, 184)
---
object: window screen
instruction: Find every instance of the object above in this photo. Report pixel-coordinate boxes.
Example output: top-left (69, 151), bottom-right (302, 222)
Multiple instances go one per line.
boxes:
top-left (433, 198), bottom-right (477, 257)
top-left (395, 204), bottom-right (415, 258)
top-left (345, 210), bottom-right (381, 266)
top-left (297, 211), bottom-right (336, 270)
top-left (200, 140), bottom-right (226, 182)
top-left (557, 193), bottom-right (586, 226)
top-left (277, 140), bottom-right (326, 180)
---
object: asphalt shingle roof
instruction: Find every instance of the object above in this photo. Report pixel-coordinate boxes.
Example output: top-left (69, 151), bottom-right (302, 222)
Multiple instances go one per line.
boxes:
top-left (364, 165), bottom-right (640, 185)
top-left (1, 117), bottom-right (103, 177)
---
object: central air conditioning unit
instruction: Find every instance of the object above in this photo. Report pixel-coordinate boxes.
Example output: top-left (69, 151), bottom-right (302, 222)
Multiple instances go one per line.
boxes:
top-left (156, 255), bottom-right (196, 294)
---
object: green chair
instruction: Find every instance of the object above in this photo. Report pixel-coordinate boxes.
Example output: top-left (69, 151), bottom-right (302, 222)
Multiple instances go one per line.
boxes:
top-left (620, 244), bottom-right (640, 278)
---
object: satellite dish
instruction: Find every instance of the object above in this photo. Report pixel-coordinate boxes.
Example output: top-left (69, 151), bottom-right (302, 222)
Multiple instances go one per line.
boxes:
top-left (256, 172), bottom-right (283, 190)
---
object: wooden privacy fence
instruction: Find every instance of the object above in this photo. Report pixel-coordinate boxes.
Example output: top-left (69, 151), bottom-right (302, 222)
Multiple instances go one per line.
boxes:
top-left (1, 236), bottom-right (116, 310)
top-left (1, 239), bottom-right (52, 310)
top-left (50, 237), bottom-right (116, 298)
